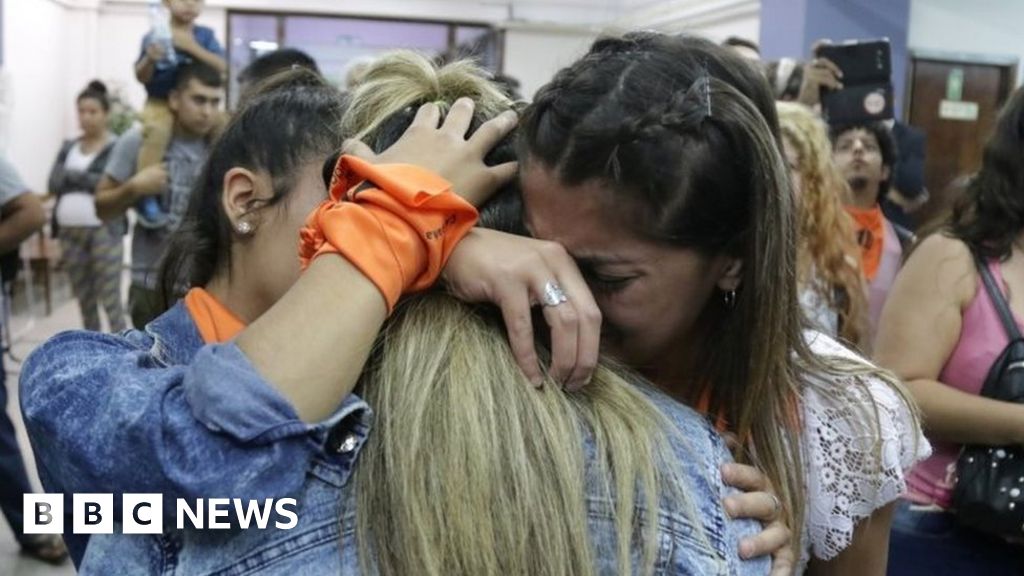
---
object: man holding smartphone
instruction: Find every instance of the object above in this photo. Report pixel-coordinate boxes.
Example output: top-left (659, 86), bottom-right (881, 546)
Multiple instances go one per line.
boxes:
top-left (800, 39), bottom-right (929, 228)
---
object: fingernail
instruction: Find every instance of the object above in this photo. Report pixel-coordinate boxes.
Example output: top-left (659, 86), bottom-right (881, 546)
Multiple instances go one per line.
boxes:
top-left (739, 542), bottom-right (751, 559)
top-left (531, 375), bottom-right (544, 388)
top-left (723, 499), bottom-right (736, 517)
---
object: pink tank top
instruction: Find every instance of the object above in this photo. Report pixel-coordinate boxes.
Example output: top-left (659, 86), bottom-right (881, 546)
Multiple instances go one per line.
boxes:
top-left (905, 260), bottom-right (1023, 507)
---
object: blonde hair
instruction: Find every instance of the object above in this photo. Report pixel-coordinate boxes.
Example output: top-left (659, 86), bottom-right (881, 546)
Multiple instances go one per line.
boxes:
top-left (774, 106), bottom-right (922, 549)
top-left (345, 51), bottom-right (717, 575)
top-left (776, 109), bottom-right (923, 562)
top-left (355, 294), bottom-right (712, 575)
top-left (342, 51), bottom-right (515, 143)
top-left (777, 101), bottom-right (869, 348)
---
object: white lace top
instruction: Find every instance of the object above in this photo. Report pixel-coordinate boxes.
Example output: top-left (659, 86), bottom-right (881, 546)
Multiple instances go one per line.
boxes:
top-left (796, 331), bottom-right (931, 573)
top-left (798, 266), bottom-right (839, 338)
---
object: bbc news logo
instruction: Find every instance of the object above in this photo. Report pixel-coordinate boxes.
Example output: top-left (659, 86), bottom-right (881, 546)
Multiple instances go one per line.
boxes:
top-left (24, 494), bottom-right (298, 535)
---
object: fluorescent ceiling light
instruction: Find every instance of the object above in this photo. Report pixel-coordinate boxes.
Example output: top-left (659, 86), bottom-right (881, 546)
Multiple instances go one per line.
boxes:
top-left (248, 40), bottom-right (279, 51)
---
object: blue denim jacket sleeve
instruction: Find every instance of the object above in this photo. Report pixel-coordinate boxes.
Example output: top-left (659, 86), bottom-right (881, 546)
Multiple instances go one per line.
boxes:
top-left (20, 329), bottom-right (371, 507)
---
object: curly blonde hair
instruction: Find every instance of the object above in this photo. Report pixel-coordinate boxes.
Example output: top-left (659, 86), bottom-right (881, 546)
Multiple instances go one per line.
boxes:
top-left (777, 101), bottom-right (868, 347)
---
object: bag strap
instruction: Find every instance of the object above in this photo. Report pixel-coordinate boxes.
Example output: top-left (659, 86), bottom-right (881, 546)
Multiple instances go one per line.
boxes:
top-left (973, 253), bottom-right (1023, 341)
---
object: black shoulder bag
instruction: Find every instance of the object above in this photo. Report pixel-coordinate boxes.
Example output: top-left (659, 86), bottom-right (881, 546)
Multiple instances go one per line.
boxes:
top-left (952, 255), bottom-right (1024, 537)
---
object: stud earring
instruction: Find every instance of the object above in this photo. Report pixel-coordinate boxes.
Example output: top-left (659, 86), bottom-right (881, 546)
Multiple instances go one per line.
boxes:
top-left (236, 221), bottom-right (254, 235)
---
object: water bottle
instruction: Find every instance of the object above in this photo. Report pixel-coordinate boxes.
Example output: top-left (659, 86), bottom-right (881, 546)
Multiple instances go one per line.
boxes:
top-left (148, 0), bottom-right (177, 70)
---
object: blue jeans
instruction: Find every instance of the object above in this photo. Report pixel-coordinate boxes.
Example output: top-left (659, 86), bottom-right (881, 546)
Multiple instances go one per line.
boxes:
top-left (888, 499), bottom-right (1023, 576)
top-left (0, 351), bottom-right (34, 545)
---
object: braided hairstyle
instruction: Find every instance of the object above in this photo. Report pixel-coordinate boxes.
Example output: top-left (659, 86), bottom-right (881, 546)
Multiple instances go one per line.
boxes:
top-left (519, 32), bottom-right (809, 551)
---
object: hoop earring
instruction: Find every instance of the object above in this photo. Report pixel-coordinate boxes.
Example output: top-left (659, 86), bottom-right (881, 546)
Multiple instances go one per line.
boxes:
top-left (723, 289), bottom-right (737, 309)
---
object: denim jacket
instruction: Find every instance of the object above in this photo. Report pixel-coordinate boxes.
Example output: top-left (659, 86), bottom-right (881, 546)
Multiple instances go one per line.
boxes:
top-left (21, 303), bottom-right (769, 575)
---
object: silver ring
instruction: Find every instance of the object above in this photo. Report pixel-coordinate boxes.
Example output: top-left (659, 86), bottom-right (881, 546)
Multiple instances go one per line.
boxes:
top-left (542, 281), bottom-right (568, 307)
top-left (768, 493), bottom-right (782, 518)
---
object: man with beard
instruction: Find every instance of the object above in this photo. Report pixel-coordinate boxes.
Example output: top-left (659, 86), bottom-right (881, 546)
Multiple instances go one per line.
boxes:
top-left (831, 122), bottom-right (914, 342)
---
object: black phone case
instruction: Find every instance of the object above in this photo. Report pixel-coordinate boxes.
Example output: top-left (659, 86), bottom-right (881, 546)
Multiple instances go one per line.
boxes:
top-left (817, 40), bottom-right (893, 124)
top-left (817, 40), bottom-right (891, 83)
top-left (821, 82), bottom-right (894, 124)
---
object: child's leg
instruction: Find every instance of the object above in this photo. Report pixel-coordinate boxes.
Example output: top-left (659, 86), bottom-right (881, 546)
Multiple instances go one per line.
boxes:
top-left (138, 98), bottom-right (174, 170)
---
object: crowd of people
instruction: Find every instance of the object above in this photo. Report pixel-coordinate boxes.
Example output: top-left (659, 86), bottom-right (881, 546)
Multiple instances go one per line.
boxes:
top-left (0, 0), bottom-right (1021, 574)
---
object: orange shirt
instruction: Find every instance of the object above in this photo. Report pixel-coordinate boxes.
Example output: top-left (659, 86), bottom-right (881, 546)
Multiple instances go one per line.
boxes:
top-left (845, 204), bottom-right (884, 281)
top-left (184, 287), bottom-right (245, 344)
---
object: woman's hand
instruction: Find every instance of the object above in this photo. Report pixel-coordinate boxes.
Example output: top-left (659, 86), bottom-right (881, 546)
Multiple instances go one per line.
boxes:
top-left (342, 99), bottom-right (518, 207)
top-left (722, 462), bottom-right (795, 576)
top-left (443, 228), bottom-right (602, 391)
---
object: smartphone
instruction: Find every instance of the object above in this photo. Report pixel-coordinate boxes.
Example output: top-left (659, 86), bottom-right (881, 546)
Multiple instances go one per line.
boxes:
top-left (816, 38), bottom-right (894, 124)
top-left (817, 39), bottom-right (891, 84)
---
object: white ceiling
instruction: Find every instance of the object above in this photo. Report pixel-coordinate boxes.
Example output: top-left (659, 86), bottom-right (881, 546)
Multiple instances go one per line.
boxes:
top-left (98, 0), bottom-right (714, 29)
top-left (396, 0), bottom-right (670, 16)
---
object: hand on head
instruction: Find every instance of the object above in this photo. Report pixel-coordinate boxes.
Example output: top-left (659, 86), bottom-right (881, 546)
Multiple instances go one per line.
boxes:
top-left (341, 98), bottom-right (518, 208)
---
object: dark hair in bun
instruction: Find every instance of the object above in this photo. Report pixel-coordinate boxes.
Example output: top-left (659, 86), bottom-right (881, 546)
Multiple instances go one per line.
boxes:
top-left (78, 80), bottom-right (110, 111)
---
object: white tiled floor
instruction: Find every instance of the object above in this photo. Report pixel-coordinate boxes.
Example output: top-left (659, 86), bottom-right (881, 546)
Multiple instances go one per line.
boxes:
top-left (1, 271), bottom-right (84, 576)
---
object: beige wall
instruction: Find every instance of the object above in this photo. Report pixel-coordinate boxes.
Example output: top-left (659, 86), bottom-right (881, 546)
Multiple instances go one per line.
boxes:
top-left (616, 0), bottom-right (760, 42)
top-left (502, 25), bottom-right (598, 100)
top-left (909, 0), bottom-right (1024, 79)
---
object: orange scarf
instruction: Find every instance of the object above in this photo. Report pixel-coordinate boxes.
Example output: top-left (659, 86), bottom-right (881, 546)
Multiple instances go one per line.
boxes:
top-left (184, 288), bottom-right (246, 344)
top-left (845, 204), bottom-right (884, 281)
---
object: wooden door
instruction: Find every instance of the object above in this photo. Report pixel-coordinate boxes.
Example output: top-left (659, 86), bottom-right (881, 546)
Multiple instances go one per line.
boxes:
top-left (906, 55), bottom-right (1016, 227)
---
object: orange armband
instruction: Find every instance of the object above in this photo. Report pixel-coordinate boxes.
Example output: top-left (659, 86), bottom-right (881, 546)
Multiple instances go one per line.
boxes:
top-left (298, 155), bottom-right (478, 311)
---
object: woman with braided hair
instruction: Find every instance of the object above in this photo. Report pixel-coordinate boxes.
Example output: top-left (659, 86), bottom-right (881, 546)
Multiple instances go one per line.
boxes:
top-left (436, 32), bottom-right (928, 574)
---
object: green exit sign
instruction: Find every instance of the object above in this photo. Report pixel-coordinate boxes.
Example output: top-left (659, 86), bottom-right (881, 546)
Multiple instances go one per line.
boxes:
top-left (947, 68), bottom-right (964, 101)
